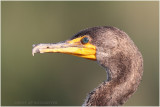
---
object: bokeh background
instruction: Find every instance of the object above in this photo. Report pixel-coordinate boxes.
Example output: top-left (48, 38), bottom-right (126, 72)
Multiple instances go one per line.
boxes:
top-left (2, 1), bottom-right (159, 106)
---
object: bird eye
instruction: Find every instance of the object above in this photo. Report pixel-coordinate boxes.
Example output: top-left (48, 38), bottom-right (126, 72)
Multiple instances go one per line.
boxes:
top-left (81, 37), bottom-right (89, 44)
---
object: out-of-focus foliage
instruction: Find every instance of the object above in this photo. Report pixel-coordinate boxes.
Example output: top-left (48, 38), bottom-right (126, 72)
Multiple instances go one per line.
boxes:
top-left (2, 1), bottom-right (159, 106)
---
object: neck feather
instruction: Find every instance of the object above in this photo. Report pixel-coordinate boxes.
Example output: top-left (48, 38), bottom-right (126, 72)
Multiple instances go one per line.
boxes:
top-left (83, 51), bottom-right (143, 106)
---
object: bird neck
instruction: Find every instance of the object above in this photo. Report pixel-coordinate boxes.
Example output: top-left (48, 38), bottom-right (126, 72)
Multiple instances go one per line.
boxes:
top-left (83, 51), bottom-right (143, 106)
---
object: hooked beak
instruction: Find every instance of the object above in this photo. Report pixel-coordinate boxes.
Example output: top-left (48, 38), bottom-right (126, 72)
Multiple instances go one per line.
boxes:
top-left (32, 37), bottom-right (96, 60)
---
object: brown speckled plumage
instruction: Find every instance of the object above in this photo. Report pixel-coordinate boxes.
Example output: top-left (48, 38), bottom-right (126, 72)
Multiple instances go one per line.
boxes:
top-left (75, 26), bottom-right (143, 106)
top-left (32, 26), bottom-right (143, 106)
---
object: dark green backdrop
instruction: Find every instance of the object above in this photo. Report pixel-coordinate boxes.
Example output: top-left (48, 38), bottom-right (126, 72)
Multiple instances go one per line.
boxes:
top-left (2, 1), bottom-right (159, 106)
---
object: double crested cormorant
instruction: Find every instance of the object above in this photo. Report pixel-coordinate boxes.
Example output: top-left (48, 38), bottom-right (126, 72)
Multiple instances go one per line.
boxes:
top-left (32, 26), bottom-right (143, 106)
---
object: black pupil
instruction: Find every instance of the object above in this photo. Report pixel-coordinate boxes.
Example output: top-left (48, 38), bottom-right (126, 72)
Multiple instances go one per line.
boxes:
top-left (81, 37), bottom-right (89, 44)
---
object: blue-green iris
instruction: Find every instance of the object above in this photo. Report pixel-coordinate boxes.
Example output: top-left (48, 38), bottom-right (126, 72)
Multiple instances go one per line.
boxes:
top-left (81, 37), bottom-right (89, 44)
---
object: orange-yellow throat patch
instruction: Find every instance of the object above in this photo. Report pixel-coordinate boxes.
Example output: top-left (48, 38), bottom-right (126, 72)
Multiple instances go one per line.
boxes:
top-left (35, 36), bottom-right (96, 60)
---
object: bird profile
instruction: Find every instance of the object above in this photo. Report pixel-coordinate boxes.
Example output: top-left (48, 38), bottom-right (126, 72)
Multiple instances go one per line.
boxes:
top-left (32, 26), bottom-right (143, 106)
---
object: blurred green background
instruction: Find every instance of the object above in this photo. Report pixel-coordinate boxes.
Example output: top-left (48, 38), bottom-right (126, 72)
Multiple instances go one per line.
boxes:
top-left (2, 1), bottom-right (159, 106)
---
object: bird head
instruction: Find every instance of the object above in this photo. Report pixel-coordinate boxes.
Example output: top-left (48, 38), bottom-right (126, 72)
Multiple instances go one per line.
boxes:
top-left (32, 26), bottom-right (121, 61)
